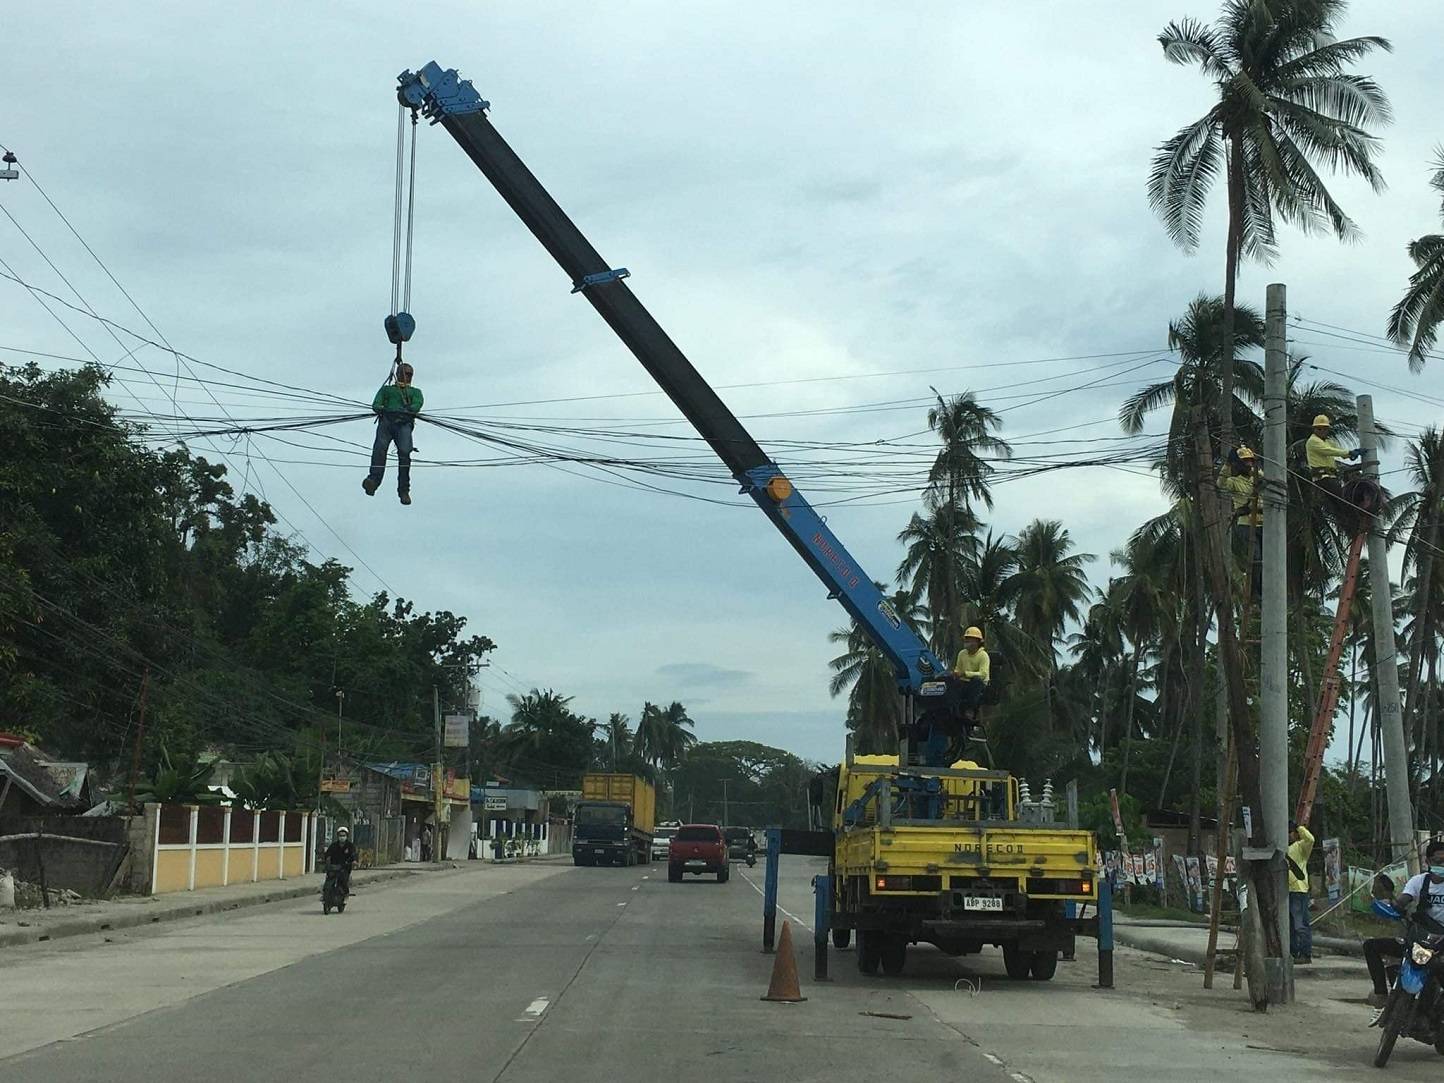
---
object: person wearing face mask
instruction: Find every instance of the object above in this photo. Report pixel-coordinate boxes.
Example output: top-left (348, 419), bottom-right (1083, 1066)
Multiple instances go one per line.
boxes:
top-left (1363, 840), bottom-right (1444, 1008)
top-left (363, 363), bottom-right (424, 505)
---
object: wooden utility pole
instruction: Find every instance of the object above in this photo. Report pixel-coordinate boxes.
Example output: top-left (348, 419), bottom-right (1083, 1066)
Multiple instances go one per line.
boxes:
top-left (1190, 403), bottom-right (1281, 1007)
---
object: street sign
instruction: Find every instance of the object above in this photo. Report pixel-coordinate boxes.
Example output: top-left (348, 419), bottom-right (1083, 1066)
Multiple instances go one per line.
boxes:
top-left (484, 795), bottom-right (508, 811)
top-left (444, 713), bottom-right (469, 748)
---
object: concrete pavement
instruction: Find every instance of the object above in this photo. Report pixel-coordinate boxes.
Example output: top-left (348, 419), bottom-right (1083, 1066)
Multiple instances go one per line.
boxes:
top-left (2, 853), bottom-right (1429, 1081)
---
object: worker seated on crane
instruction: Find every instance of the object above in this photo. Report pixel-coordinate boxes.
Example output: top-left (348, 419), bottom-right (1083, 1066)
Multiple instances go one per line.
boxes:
top-left (363, 363), bottom-right (423, 505)
top-left (1306, 414), bottom-right (1360, 502)
top-left (1219, 446), bottom-right (1263, 597)
top-left (953, 626), bottom-right (990, 719)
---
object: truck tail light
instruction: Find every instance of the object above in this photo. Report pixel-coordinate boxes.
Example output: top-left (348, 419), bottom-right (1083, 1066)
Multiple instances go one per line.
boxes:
top-left (876, 875), bottom-right (911, 891)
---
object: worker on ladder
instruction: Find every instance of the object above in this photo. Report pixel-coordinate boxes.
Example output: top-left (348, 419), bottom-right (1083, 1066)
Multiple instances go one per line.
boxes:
top-left (363, 361), bottom-right (423, 505)
top-left (1219, 446), bottom-right (1263, 597)
top-left (1306, 414), bottom-right (1360, 510)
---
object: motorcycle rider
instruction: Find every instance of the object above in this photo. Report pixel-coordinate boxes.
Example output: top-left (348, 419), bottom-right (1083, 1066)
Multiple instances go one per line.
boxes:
top-left (1365, 839), bottom-right (1444, 1008)
top-left (324, 826), bottom-right (358, 897)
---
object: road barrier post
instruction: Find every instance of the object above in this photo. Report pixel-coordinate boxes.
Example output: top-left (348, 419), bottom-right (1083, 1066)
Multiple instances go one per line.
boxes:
top-left (1097, 872), bottom-right (1115, 989)
top-left (812, 873), bottom-right (831, 981)
top-left (762, 827), bottom-right (780, 953)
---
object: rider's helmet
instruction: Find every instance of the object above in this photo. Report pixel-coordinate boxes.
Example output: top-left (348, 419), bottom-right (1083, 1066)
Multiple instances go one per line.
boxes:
top-left (336, 826), bottom-right (350, 838)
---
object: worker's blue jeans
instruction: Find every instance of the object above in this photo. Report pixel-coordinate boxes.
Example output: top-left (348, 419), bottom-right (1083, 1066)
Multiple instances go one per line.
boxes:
top-left (368, 415), bottom-right (414, 492)
top-left (1289, 891), bottom-right (1312, 959)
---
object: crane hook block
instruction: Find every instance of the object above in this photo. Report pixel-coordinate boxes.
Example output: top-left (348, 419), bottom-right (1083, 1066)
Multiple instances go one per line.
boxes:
top-left (384, 312), bottom-right (416, 345)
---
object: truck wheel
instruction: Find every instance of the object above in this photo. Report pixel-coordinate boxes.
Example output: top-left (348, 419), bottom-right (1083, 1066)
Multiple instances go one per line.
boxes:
top-left (718, 866), bottom-right (730, 883)
top-left (857, 931), bottom-right (882, 975)
top-left (1003, 944), bottom-right (1032, 980)
top-left (880, 936), bottom-right (907, 976)
top-left (668, 863), bottom-right (682, 883)
top-left (831, 928), bottom-right (851, 949)
top-left (1029, 951), bottom-right (1058, 981)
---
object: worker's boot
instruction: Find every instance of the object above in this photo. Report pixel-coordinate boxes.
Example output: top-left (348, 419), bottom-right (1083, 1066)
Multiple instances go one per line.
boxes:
top-left (362, 476), bottom-right (379, 496)
top-left (399, 490), bottom-right (412, 506)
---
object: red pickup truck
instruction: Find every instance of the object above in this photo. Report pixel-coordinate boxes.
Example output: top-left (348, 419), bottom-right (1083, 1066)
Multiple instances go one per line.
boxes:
top-left (667, 824), bottom-right (729, 883)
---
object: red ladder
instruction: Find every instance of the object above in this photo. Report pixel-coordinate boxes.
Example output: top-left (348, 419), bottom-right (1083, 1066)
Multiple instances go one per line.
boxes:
top-left (1294, 529), bottom-right (1366, 826)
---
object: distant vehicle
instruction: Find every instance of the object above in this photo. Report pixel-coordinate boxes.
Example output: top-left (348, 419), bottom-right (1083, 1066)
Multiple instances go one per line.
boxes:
top-left (723, 827), bottom-right (756, 866)
top-left (668, 824), bottom-right (728, 883)
top-left (651, 823), bottom-right (679, 862)
top-left (573, 773), bottom-right (656, 867)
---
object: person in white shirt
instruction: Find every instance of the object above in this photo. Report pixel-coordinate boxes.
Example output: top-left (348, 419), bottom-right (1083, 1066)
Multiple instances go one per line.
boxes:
top-left (1364, 839), bottom-right (1444, 1006)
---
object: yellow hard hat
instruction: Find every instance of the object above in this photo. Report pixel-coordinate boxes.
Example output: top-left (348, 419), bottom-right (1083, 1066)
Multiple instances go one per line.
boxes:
top-left (1236, 446), bottom-right (1256, 460)
top-left (962, 626), bottom-right (984, 641)
top-left (1312, 414), bottom-right (1331, 428)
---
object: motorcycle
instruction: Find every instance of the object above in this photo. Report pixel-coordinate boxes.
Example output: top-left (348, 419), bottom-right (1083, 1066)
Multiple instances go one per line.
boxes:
top-left (746, 850), bottom-right (757, 868)
top-left (322, 862), bottom-right (351, 915)
top-left (1369, 897), bottom-right (1444, 1067)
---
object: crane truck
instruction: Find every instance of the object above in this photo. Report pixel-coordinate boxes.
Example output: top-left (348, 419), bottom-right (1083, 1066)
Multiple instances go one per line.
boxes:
top-left (395, 62), bottom-right (1097, 977)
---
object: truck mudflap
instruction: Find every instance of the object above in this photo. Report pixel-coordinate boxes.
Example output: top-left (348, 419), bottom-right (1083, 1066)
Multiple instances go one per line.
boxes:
top-left (920, 918), bottom-right (1075, 954)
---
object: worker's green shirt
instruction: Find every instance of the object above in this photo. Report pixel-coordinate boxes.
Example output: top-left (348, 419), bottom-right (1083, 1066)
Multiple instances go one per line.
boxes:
top-left (1218, 464), bottom-right (1262, 527)
top-left (1306, 434), bottom-right (1348, 473)
top-left (954, 646), bottom-right (990, 684)
top-left (373, 383), bottom-right (424, 416)
top-left (1288, 824), bottom-right (1314, 894)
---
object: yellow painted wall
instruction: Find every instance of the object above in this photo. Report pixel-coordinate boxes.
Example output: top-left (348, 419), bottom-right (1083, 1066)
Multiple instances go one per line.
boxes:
top-left (283, 845), bottom-right (304, 877)
top-left (193, 849), bottom-right (226, 889)
top-left (232, 851), bottom-right (257, 883)
top-left (153, 850), bottom-right (191, 894)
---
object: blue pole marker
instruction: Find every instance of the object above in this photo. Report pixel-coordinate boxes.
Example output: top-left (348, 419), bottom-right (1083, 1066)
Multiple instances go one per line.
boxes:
top-left (813, 873), bottom-right (832, 981)
top-left (763, 827), bottom-right (781, 953)
top-left (1097, 872), bottom-right (1115, 989)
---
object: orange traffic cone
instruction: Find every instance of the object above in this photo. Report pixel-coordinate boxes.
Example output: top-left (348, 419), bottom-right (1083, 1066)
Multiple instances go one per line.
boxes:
top-left (760, 920), bottom-right (807, 1002)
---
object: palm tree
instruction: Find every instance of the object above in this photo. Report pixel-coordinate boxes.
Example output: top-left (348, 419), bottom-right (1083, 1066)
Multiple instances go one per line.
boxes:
top-left (1389, 428), bottom-right (1444, 761)
top-left (1388, 150), bottom-right (1444, 370)
top-left (828, 586), bottom-right (929, 754)
top-left (896, 502), bottom-right (979, 661)
top-left (598, 712), bottom-right (632, 770)
top-left (1120, 295), bottom-right (1265, 477)
top-left (925, 391), bottom-right (1011, 510)
top-left (1006, 520), bottom-right (1094, 720)
top-left (634, 700), bottom-right (697, 771)
top-left (1149, 0), bottom-right (1392, 450)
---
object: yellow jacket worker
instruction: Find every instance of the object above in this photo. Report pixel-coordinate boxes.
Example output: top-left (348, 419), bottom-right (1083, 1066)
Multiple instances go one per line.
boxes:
top-left (1306, 414), bottom-right (1357, 477)
top-left (954, 626), bottom-right (990, 716)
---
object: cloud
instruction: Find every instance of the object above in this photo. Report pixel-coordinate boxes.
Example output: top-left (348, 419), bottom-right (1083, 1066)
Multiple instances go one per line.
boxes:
top-left (654, 662), bottom-right (755, 691)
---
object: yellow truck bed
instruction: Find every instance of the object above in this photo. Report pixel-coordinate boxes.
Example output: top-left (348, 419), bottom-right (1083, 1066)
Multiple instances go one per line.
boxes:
top-left (836, 823), bottom-right (1096, 900)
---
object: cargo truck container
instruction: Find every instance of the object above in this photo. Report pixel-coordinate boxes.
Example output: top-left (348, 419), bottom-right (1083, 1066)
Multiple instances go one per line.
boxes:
top-left (574, 773), bottom-right (655, 866)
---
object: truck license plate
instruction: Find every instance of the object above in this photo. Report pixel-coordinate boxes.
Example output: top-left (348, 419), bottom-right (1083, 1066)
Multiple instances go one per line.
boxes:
top-left (963, 896), bottom-right (1003, 912)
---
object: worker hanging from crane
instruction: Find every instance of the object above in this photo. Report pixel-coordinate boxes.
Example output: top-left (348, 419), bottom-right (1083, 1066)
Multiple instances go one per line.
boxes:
top-left (1218, 445), bottom-right (1263, 598)
top-left (365, 104), bottom-right (423, 505)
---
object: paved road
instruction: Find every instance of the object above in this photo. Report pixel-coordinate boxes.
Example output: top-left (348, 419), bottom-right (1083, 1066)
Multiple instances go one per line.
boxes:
top-left (1, 857), bottom-right (1009, 1083)
top-left (3, 855), bottom-right (1433, 1081)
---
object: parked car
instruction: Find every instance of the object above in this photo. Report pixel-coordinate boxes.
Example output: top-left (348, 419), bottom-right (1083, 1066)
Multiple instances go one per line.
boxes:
top-left (667, 824), bottom-right (728, 883)
top-left (651, 823), bottom-right (679, 862)
top-left (723, 827), bottom-right (756, 865)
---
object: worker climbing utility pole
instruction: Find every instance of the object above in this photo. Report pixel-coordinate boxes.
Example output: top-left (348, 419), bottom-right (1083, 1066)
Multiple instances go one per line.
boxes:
top-left (1357, 396), bottom-right (1417, 873)
top-left (1261, 283), bottom-right (1293, 1002)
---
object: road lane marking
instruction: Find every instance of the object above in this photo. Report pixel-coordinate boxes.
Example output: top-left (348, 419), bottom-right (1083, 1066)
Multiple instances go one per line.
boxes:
top-left (616, 902), bottom-right (627, 907)
top-left (525, 997), bottom-right (549, 1016)
top-left (631, 885), bottom-right (640, 891)
top-left (738, 866), bottom-right (812, 933)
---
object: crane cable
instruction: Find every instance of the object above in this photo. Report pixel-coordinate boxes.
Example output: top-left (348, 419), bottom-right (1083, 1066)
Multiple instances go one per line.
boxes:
top-left (384, 105), bottom-right (420, 382)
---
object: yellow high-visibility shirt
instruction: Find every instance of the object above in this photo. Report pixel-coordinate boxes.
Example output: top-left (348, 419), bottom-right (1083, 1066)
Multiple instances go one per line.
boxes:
top-left (1218, 464), bottom-right (1262, 527)
top-left (1287, 824), bottom-right (1314, 894)
top-left (1306, 434), bottom-right (1350, 474)
top-left (954, 646), bottom-right (990, 684)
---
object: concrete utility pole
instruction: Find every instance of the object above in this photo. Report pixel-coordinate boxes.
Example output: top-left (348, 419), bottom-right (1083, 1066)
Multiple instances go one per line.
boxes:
top-left (433, 684), bottom-right (444, 862)
top-left (1261, 283), bottom-right (1292, 999)
top-left (1357, 395), bottom-right (1417, 872)
top-left (720, 779), bottom-right (730, 828)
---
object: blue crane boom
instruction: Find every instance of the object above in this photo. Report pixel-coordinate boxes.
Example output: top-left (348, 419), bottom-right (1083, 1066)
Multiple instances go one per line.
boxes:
top-left (396, 62), bottom-right (963, 754)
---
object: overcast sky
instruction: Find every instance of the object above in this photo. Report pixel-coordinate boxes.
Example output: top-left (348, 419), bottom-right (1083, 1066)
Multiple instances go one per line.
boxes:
top-left (4, 1), bottom-right (1442, 767)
